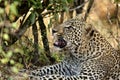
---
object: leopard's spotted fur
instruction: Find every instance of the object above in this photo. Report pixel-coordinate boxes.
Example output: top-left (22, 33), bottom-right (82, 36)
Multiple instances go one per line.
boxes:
top-left (29, 17), bottom-right (120, 80)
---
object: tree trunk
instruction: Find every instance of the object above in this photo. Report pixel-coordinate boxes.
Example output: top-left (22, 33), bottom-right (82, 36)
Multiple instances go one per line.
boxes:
top-left (5, 13), bottom-right (35, 46)
top-left (31, 22), bottom-right (40, 65)
top-left (74, 0), bottom-right (85, 14)
top-left (84, 0), bottom-right (94, 21)
top-left (38, 14), bottom-right (55, 64)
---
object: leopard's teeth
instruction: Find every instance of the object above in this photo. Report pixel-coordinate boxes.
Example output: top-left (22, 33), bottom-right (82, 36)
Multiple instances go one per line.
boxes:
top-left (53, 39), bottom-right (67, 48)
top-left (53, 41), bottom-right (59, 47)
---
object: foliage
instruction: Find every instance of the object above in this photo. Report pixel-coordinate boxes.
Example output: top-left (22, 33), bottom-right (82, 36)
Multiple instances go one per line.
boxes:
top-left (0, 0), bottom-right (119, 79)
top-left (0, 0), bottom-right (73, 78)
top-left (0, 0), bottom-right (23, 73)
top-left (47, 0), bottom-right (73, 29)
top-left (114, 0), bottom-right (120, 3)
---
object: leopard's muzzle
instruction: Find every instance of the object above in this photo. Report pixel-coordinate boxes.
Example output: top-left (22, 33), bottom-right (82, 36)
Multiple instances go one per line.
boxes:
top-left (53, 37), bottom-right (67, 48)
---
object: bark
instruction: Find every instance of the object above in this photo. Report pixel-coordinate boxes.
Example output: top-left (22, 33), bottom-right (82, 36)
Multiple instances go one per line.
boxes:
top-left (32, 23), bottom-right (39, 53)
top-left (31, 23), bottom-right (39, 65)
top-left (84, 0), bottom-right (94, 21)
top-left (6, 13), bottom-right (35, 46)
top-left (4, 0), bottom-right (50, 47)
top-left (38, 14), bottom-right (55, 64)
top-left (74, 0), bottom-right (85, 14)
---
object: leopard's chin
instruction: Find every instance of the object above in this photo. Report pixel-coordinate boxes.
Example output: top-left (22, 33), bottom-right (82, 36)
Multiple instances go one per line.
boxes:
top-left (53, 38), bottom-right (67, 48)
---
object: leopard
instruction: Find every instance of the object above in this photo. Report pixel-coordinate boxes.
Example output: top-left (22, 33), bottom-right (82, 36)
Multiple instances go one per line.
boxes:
top-left (28, 17), bottom-right (120, 80)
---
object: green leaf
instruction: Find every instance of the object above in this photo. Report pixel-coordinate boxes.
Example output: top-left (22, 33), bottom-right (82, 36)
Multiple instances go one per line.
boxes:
top-left (61, 0), bottom-right (68, 5)
top-left (14, 48), bottom-right (23, 54)
top-left (11, 66), bottom-right (19, 73)
top-left (48, 18), bottom-right (53, 31)
top-left (30, 0), bottom-right (36, 5)
top-left (36, 1), bottom-right (42, 9)
top-left (12, 22), bottom-right (17, 29)
top-left (62, 4), bottom-right (69, 13)
top-left (114, 0), bottom-right (120, 3)
top-left (6, 51), bottom-right (13, 58)
top-left (10, 60), bottom-right (15, 65)
top-left (30, 12), bottom-right (36, 25)
top-left (0, 8), bottom-right (4, 14)
top-left (10, 2), bottom-right (18, 16)
top-left (30, 0), bottom-right (43, 9)
top-left (3, 33), bottom-right (9, 40)
top-left (1, 58), bottom-right (9, 64)
top-left (67, 0), bottom-right (73, 3)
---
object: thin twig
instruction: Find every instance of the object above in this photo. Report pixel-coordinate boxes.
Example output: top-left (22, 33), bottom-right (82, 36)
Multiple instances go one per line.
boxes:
top-left (69, 0), bottom-right (89, 11)
top-left (84, 0), bottom-right (94, 21)
top-left (42, 0), bottom-right (89, 17)
top-left (19, 13), bottom-right (27, 29)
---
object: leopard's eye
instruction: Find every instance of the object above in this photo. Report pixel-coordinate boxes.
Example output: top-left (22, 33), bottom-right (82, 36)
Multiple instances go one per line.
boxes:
top-left (64, 26), bottom-right (74, 33)
top-left (65, 26), bottom-right (73, 29)
top-left (67, 26), bottom-right (72, 29)
top-left (52, 29), bottom-right (57, 34)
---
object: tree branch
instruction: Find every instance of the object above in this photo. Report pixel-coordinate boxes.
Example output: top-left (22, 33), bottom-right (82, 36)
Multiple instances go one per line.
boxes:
top-left (6, 12), bottom-right (36, 46)
top-left (38, 15), bottom-right (50, 53)
top-left (38, 14), bottom-right (55, 64)
top-left (31, 22), bottom-right (40, 65)
top-left (42, 0), bottom-right (89, 17)
top-left (70, 0), bottom-right (88, 12)
top-left (84, 0), bottom-right (94, 21)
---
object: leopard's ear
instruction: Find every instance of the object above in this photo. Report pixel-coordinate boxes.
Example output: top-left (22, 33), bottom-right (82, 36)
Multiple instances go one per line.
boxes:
top-left (85, 24), bottom-right (95, 38)
top-left (75, 15), bottom-right (85, 22)
top-left (85, 24), bottom-right (92, 33)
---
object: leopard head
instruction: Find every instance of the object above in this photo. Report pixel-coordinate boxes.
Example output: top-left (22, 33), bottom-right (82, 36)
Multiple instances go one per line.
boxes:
top-left (52, 18), bottom-right (93, 58)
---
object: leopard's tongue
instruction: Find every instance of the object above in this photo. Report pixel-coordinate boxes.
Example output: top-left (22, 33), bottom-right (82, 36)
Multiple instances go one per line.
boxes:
top-left (53, 38), bottom-right (67, 48)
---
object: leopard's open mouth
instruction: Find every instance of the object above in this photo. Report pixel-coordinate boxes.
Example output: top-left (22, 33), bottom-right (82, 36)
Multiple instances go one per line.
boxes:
top-left (53, 38), bottom-right (67, 48)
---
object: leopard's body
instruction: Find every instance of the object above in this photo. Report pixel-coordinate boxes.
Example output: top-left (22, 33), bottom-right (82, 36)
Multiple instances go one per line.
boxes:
top-left (29, 17), bottom-right (120, 80)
